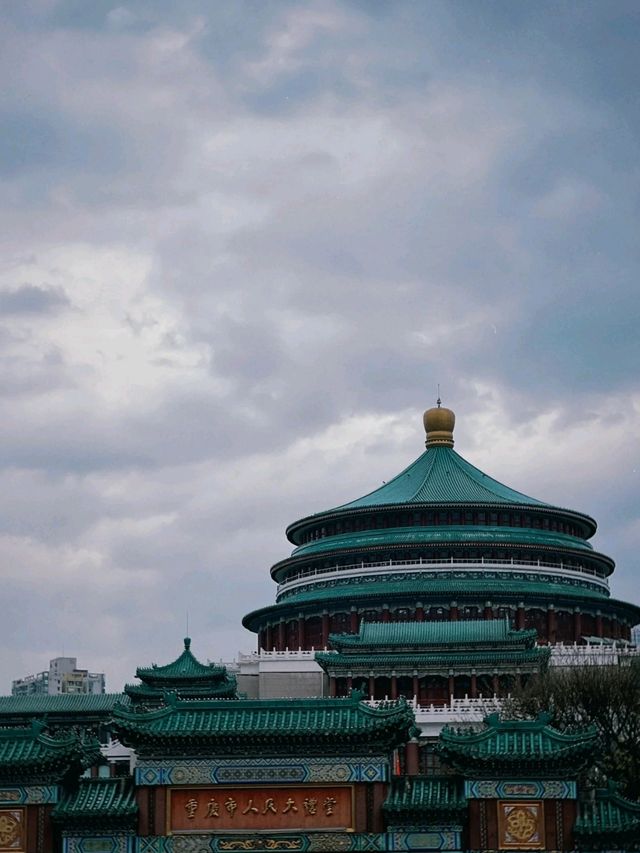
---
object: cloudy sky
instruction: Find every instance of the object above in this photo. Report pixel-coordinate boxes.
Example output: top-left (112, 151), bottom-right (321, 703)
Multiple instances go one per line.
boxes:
top-left (1, 0), bottom-right (639, 692)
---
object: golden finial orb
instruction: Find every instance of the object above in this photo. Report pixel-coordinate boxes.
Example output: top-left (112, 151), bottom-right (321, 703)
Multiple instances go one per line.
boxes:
top-left (423, 398), bottom-right (455, 448)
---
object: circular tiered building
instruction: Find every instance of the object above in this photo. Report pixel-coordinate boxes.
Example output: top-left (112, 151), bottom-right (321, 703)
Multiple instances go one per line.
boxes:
top-left (243, 403), bottom-right (639, 696)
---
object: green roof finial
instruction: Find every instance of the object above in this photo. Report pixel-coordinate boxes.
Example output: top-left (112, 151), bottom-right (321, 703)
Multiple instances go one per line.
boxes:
top-left (184, 637), bottom-right (191, 651)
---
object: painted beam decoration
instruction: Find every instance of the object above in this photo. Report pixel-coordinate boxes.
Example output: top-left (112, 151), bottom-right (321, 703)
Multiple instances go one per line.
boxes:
top-left (136, 757), bottom-right (387, 786)
top-left (464, 780), bottom-right (576, 800)
top-left (0, 786), bottom-right (59, 805)
top-left (62, 840), bottom-right (133, 853)
top-left (169, 785), bottom-right (353, 833)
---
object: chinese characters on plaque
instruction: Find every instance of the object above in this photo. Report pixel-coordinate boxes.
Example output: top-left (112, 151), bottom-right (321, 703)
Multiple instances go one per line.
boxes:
top-left (170, 786), bottom-right (351, 833)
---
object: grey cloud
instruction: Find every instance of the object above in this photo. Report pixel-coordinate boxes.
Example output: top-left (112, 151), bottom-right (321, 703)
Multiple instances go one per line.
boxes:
top-left (0, 0), bottom-right (638, 692)
top-left (0, 284), bottom-right (70, 315)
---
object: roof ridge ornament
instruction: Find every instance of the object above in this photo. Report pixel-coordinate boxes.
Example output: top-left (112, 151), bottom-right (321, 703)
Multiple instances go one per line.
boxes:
top-left (423, 400), bottom-right (455, 448)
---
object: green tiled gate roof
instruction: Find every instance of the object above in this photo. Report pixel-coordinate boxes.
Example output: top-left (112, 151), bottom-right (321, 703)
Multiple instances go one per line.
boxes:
top-left (384, 776), bottom-right (467, 823)
top-left (574, 783), bottom-right (640, 848)
top-left (0, 720), bottom-right (101, 784)
top-left (438, 712), bottom-right (597, 776)
top-left (53, 777), bottom-right (138, 830)
top-left (114, 693), bottom-right (417, 757)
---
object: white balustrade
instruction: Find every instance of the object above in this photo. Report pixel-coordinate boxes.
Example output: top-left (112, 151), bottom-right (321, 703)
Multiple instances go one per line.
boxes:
top-left (276, 556), bottom-right (609, 599)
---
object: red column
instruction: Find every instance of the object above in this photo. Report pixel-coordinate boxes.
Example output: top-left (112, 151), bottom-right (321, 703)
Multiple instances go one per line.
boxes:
top-left (547, 606), bottom-right (557, 644)
top-left (492, 673), bottom-right (499, 695)
top-left (484, 602), bottom-right (493, 620)
top-left (278, 619), bottom-right (286, 650)
top-left (346, 676), bottom-right (353, 693)
top-left (416, 602), bottom-right (425, 622)
top-left (391, 675), bottom-right (398, 700)
top-left (471, 672), bottom-right (477, 699)
top-left (321, 611), bottom-right (330, 647)
top-left (448, 674), bottom-right (455, 699)
top-left (450, 601), bottom-right (459, 621)
top-left (369, 674), bottom-right (375, 699)
top-left (596, 611), bottom-right (603, 638)
top-left (573, 609), bottom-right (582, 643)
top-left (350, 608), bottom-right (358, 633)
top-left (412, 674), bottom-right (419, 699)
top-left (406, 741), bottom-right (420, 776)
top-left (329, 677), bottom-right (336, 698)
top-left (382, 606), bottom-right (390, 623)
top-left (298, 615), bottom-right (306, 649)
top-left (265, 624), bottom-right (273, 651)
top-left (517, 603), bottom-right (525, 630)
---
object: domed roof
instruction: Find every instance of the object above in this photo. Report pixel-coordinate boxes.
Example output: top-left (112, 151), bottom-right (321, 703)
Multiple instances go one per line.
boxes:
top-left (334, 445), bottom-right (548, 510)
top-left (286, 404), bottom-right (596, 544)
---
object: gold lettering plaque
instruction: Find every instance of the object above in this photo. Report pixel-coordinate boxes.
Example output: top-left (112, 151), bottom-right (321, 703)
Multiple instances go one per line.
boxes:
top-left (169, 785), bottom-right (352, 833)
top-left (498, 801), bottom-right (544, 850)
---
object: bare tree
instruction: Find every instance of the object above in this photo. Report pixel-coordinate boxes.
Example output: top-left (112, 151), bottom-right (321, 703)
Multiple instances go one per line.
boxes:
top-left (508, 659), bottom-right (640, 799)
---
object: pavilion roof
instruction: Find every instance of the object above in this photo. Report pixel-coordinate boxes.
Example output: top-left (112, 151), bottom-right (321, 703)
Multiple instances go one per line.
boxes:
top-left (328, 619), bottom-right (537, 650)
top-left (128, 638), bottom-right (237, 703)
top-left (135, 637), bottom-right (227, 682)
top-left (316, 648), bottom-right (549, 672)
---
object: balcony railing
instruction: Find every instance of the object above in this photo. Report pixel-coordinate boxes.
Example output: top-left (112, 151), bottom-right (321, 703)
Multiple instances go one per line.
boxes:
top-left (549, 641), bottom-right (639, 666)
top-left (276, 556), bottom-right (608, 598)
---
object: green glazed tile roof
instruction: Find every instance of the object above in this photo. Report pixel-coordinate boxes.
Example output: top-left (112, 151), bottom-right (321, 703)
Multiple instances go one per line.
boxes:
top-left (114, 693), bottom-right (417, 756)
top-left (136, 637), bottom-right (228, 682)
top-left (125, 681), bottom-right (236, 701)
top-left (0, 721), bottom-right (101, 782)
top-left (53, 777), bottom-right (137, 827)
top-left (330, 619), bottom-right (537, 649)
top-left (574, 784), bottom-right (640, 841)
top-left (438, 712), bottom-right (597, 776)
top-left (316, 647), bottom-right (549, 670)
top-left (291, 525), bottom-right (594, 559)
top-left (384, 777), bottom-right (466, 819)
top-left (333, 446), bottom-right (551, 510)
top-left (0, 694), bottom-right (128, 715)
top-left (244, 576), bottom-right (639, 632)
